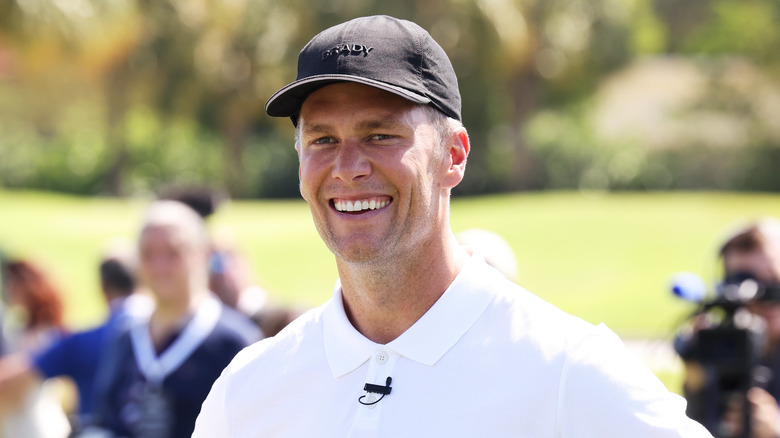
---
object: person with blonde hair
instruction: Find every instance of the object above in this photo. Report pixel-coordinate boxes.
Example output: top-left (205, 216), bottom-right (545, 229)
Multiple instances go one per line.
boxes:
top-left (88, 201), bottom-right (261, 438)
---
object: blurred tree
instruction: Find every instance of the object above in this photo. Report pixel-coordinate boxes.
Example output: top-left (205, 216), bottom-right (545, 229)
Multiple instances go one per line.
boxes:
top-left (0, 0), bottom-right (778, 196)
top-left (656, 0), bottom-right (780, 67)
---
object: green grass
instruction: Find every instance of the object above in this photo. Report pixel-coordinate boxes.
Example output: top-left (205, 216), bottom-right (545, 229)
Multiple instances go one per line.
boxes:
top-left (451, 191), bottom-right (780, 338)
top-left (2, 189), bottom-right (780, 343)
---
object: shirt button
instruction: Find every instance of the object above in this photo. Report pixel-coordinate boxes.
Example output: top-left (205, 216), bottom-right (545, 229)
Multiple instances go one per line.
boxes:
top-left (375, 350), bottom-right (388, 364)
top-left (364, 394), bottom-right (378, 409)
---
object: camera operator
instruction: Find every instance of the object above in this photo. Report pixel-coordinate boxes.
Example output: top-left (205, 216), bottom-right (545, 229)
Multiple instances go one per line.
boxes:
top-left (677, 218), bottom-right (780, 438)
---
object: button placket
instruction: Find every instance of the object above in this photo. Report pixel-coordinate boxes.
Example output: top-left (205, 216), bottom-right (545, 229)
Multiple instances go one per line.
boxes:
top-left (361, 348), bottom-right (398, 410)
top-left (349, 348), bottom-right (400, 436)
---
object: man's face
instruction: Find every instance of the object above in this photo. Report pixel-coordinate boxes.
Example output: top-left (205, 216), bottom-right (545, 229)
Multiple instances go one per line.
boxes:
top-left (138, 225), bottom-right (204, 303)
top-left (725, 243), bottom-right (780, 286)
top-left (296, 83), bottom-right (455, 265)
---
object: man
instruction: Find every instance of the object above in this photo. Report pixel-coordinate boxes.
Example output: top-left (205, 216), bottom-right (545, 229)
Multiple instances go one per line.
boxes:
top-left (161, 185), bottom-right (304, 337)
top-left (89, 200), bottom-right (261, 438)
top-left (676, 218), bottom-right (780, 438)
top-left (0, 242), bottom-right (153, 432)
top-left (193, 15), bottom-right (711, 437)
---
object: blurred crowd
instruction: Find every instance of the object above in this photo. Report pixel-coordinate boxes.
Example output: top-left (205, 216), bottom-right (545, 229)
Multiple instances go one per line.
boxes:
top-left (0, 188), bottom-right (305, 438)
top-left (3, 183), bottom-right (780, 438)
top-left (0, 183), bottom-right (522, 438)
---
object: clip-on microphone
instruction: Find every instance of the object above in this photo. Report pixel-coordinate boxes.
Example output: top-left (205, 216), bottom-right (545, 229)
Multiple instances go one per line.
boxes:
top-left (358, 377), bottom-right (392, 406)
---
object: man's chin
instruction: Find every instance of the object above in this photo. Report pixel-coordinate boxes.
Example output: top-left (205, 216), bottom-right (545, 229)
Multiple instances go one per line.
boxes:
top-left (333, 244), bottom-right (387, 266)
top-left (148, 284), bottom-right (188, 302)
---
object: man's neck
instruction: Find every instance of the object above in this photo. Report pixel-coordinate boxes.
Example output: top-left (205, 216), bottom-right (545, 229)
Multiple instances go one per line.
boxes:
top-left (149, 290), bottom-right (206, 347)
top-left (337, 235), bottom-right (467, 344)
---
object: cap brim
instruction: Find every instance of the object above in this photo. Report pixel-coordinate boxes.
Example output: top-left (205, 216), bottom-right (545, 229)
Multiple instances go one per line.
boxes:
top-left (265, 74), bottom-right (432, 119)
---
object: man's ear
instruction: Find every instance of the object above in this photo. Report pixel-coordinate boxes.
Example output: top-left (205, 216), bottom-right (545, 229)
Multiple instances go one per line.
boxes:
top-left (442, 127), bottom-right (470, 189)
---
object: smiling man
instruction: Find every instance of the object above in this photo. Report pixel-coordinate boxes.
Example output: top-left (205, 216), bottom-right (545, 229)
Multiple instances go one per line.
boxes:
top-left (193, 15), bottom-right (712, 437)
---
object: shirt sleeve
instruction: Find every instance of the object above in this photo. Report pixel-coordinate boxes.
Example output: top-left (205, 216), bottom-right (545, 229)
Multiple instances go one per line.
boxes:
top-left (31, 336), bottom-right (71, 379)
top-left (556, 323), bottom-right (714, 438)
top-left (192, 369), bottom-right (231, 438)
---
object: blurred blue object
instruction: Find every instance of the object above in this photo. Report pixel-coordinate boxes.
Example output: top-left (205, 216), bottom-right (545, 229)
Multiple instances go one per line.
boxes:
top-left (671, 272), bottom-right (707, 303)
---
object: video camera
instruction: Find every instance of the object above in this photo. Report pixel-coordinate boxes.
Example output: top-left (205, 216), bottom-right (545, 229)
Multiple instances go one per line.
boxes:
top-left (673, 272), bottom-right (780, 437)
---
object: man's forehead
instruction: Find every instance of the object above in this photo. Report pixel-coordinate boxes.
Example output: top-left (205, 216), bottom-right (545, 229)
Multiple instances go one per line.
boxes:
top-left (300, 115), bottom-right (414, 135)
top-left (140, 225), bottom-right (189, 246)
top-left (299, 89), bottom-right (428, 132)
top-left (724, 245), bottom-right (776, 280)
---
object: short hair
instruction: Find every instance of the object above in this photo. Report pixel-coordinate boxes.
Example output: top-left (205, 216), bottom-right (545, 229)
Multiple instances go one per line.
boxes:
top-left (139, 200), bottom-right (209, 251)
top-left (99, 241), bottom-right (137, 297)
top-left (157, 185), bottom-right (226, 219)
top-left (420, 105), bottom-right (464, 152)
top-left (100, 259), bottom-right (135, 296)
top-left (719, 217), bottom-right (780, 258)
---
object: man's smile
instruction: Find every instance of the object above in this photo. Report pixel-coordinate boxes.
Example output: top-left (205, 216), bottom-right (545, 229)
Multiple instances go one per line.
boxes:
top-left (331, 196), bottom-right (392, 213)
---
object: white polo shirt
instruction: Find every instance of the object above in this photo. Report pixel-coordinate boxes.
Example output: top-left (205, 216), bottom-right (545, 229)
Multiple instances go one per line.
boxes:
top-left (193, 256), bottom-right (712, 437)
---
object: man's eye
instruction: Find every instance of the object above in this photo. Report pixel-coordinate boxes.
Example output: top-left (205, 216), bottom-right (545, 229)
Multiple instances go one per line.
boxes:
top-left (370, 134), bottom-right (393, 141)
top-left (312, 137), bottom-right (335, 145)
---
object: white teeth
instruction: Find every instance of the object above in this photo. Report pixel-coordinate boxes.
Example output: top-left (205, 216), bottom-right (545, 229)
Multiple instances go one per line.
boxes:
top-left (335, 199), bottom-right (389, 212)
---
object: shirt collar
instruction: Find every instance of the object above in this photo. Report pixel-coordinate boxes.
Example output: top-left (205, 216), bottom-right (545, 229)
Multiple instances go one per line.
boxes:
top-left (323, 256), bottom-right (496, 378)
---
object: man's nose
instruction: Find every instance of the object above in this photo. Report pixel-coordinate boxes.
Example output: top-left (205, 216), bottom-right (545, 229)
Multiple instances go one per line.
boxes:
top-left (332, 141), bottom-right (371, 182)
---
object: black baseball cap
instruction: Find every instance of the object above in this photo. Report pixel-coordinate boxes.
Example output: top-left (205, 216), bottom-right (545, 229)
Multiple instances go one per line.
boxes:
top-left (265, 15), bottom-right (461, 125)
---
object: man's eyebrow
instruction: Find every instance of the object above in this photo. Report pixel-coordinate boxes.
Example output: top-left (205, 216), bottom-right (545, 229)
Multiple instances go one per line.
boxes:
top-left (353, 118), bottom-right (405, 132)
top-left (301, 123), bottom-right (331, 136)
top-left (302, 118), bottom-right (406, 136)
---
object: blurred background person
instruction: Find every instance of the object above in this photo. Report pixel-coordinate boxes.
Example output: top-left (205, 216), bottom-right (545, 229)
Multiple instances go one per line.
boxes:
top-left (1, 260), bottom-right (67, 353)
top-left (456, 228), bottom-right (519, 282)
top-left (87, 200), bottom-right (261, 438)
top-left (675, 217), bottom-right (780, 438)
top-left (0, 251), bottom-right (7, 357)
top-left (0, 307), bottom-right (5, 358)
top-left (0, 259), bottom-right (71, 438)
top-left (208, 230), bottom-right (306, 338)
top-left (0, 284), bottom-right (7, 358)
top-left (160, 185), bottom-right (305, 337)
top-left (0, 241), bottom-right (153, 434)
